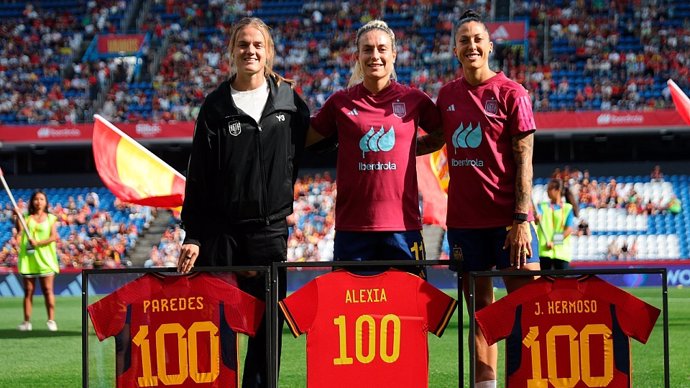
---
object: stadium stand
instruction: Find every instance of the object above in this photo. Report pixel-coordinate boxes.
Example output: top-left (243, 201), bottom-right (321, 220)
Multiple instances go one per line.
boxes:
top-left (2, 0), bottom-right (688, 125)
top-left (439, 171), bottom-right (688, 263)
top-left (0, 187), bottom-right (153, 269)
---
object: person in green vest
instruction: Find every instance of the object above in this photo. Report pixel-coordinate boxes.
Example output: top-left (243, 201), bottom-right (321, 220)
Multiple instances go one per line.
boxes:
top-left (535, 178), bottom-right (575, 269)
top-left (15, 190), bottom-right (60, 332)
top-left (666, 195), bottom-right (682, 215)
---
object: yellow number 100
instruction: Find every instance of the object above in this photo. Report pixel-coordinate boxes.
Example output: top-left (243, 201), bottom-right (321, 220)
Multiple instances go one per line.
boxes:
top-left (132, 321), bottom-right (220, 387)
top-left (332, 314), bottom-right (401, 365)
top-left (523, 324), bottom-right (613, 388)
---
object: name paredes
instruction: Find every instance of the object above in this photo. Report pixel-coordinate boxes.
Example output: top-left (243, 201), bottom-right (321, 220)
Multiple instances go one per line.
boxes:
top-left (143, 297), bottom-right (205, 313)
top-left (358, 161), bottom-right (397, 171)
top-left (345, 288), bottom-right (388, 303)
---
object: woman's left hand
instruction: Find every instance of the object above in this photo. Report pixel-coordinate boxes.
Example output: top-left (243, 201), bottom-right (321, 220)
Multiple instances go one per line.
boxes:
top-left (504, 222), bottom-right (532, 268)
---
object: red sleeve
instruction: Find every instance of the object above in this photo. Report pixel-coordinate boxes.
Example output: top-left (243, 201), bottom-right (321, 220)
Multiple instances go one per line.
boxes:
top-left (87, 280), bottom-right (138, 341)
top-left (416, 276), bottom-right (457, 337)
top-left (217, 280), bottom-right (265, 337)
top-left (596, 278), bottom-right (660, 344)
top-left (474, 284), bottom-right (531, 346)
top-left (506, 86), bottom-right (536, 136)
top-left (416, 90), bottom-right (442, 134)
top-left (310, 93), bottom-right (339, 137)
top-left (279, 278), bottom-right (319, 337)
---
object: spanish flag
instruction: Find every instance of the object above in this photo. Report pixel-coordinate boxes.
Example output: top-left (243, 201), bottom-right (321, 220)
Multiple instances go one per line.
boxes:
top-left (416, 147), bottom-right (449, 227)
top-left (92, 114), bottom-right (185, 208)
top-left (668, 79), bottom-right (690, 126)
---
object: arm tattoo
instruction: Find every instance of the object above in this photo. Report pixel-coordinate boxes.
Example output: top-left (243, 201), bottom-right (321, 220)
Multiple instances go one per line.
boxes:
top-left (512, 133), bottom-right (534, 214)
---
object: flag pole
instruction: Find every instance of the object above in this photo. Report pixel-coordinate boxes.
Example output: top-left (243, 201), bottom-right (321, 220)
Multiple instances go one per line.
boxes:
top-left (0, 168), bottom-right (36, 253)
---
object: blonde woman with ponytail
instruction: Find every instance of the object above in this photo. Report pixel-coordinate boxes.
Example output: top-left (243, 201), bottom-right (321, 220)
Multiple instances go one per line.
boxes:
top-left (178, 17), bottom-right (310, 388)
top-left (306, 20), bottom-right (442, 275)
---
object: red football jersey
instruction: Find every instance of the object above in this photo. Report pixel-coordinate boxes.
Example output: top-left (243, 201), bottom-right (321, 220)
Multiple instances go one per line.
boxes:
top-left (88, 272), bottom-right (264, 388)
top-left (475, 276), bottom-right (660, 387)
top-left (436, 72), bottom-right (536, 228)
top-left (311, 81), bottom-right (441, 231)
top-left (279, 269), bottom-right (457, 388)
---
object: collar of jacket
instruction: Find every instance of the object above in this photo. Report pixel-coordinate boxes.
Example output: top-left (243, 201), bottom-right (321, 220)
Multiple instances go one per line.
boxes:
top-left (215, 74), bottom-right (298, 119)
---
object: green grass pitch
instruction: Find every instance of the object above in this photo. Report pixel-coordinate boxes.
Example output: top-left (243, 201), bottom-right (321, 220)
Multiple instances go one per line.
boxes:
top-left (0, 287), bottom-right (688, 387)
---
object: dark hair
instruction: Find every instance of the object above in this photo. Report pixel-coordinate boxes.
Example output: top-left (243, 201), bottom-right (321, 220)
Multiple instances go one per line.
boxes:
top-left (548, 178), bottom-right (581, 217)
top-left (28, 190), bottom-right (50, 215)
top-left (458, 9), bottom-right (484, 26)
top-left (455, 10), bottom-right (490, 41)
top-left (547, 178), bottom-right (564, 192)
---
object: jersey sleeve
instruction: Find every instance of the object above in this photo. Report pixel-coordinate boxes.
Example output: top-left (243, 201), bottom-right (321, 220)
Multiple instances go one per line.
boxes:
top-left (506, 86), bottom-right (536, 136)
top-left (310, 92), bottom-right (338, 137)
top-left (416, 90), bottom-right (442, 134)
top-left (220, 282), bottom-right (265, 337)
top-left (474, 285), bottom-right (530, 346)
top-left (278, 278), bottom-right (319, 337)
top-left (416, 276), bottom-right (457, 337)
top-left (87, 286), bottom-right (131, 341)
top-left (597, 278), bottom-right (660, 343)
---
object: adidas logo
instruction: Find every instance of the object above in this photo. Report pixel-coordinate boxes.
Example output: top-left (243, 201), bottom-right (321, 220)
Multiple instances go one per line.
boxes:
top-left (492, 25), bottom-right (510, 41)
top-left (447, 104), bottom-right (456, 112)
top-left (348, 108), bottom-right (359, 116)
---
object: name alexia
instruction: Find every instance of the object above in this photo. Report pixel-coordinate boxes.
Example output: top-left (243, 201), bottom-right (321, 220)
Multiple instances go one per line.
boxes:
top-left (345, 288), bottom-right (388, 303)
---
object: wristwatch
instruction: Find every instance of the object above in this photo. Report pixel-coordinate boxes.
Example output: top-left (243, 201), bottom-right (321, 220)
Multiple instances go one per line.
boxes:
top-left (513, 212), bottom-right (529, 223)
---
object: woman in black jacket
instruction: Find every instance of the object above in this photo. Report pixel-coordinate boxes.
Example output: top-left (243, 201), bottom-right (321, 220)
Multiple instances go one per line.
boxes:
top-left (177, 17), bottom-right (309, 388)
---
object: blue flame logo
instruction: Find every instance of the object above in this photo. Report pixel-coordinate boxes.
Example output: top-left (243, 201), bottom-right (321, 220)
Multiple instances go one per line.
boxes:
top-left (451, 122), bottom-right (482, 154)
top-left (359, 125), bottom-right (395, 158)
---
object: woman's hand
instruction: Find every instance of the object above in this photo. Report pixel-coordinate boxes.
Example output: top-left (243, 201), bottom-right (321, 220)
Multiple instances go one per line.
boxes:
top-left (504, 222), bottom-right (532, 268)
top-left (178, 244), bottom-right (199, 273)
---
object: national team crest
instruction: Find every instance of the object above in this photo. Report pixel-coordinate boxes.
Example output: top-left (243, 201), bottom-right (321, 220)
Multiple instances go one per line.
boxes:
top-left (227, 120), bottom-right (241, 136)
top-left (392, 102), bottom-right (407, 118)
top-left (484, 99), bottom-right (498, 115)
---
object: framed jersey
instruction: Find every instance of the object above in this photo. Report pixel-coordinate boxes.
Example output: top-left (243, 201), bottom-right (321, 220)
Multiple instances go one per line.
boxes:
top-left (475, 275), bottom-right (660, 388)
top-left (279, 269), bottom-right (457, 388)
top-left (87, 272), bottom-right (264, 388)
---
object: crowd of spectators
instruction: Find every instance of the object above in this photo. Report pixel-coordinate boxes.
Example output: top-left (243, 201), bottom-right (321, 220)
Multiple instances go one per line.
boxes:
top-left (0, 191), bottom-right (154, 269)
top-left (2, 0), bottom-right (687, 125)
top-left (144, 172), bottom-right (338, 267)
top-left (0, 1), bottom-right (133, 124)
top-left (287, 172), bottom-right (336, 263)
top-left (1, 164), bottom-right (684, 268)
top-left (606, 237), bottom-right (639, 260)
top-left (548, 165), bottom-right (681, 216)
top-left (144, 221), bottom-right (184, 268)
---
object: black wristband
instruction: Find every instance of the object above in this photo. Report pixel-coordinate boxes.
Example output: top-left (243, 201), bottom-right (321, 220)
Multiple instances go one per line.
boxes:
top-left (513, 212), bottom-right (529, 223)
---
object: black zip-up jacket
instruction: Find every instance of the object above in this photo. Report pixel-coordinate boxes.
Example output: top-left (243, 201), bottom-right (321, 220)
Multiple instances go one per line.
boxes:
top-left (182, 75), bottom-right (309, 246)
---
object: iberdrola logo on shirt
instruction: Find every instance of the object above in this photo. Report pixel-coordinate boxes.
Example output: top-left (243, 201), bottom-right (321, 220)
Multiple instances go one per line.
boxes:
top-left (358, 125), bottom-right (397, 171)
top-left (451, 122), bottom-right (482, 153)
top-left (450, 122), bottom-right (484, 167)
top-left (359, 125), bottom-right (395, 158)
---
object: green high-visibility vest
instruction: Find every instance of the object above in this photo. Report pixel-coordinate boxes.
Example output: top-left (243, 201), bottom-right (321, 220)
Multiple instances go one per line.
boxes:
top-left (536, 201), bottom-right (573, 262)
top-left (18, 213), bottom-right (60, 276)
